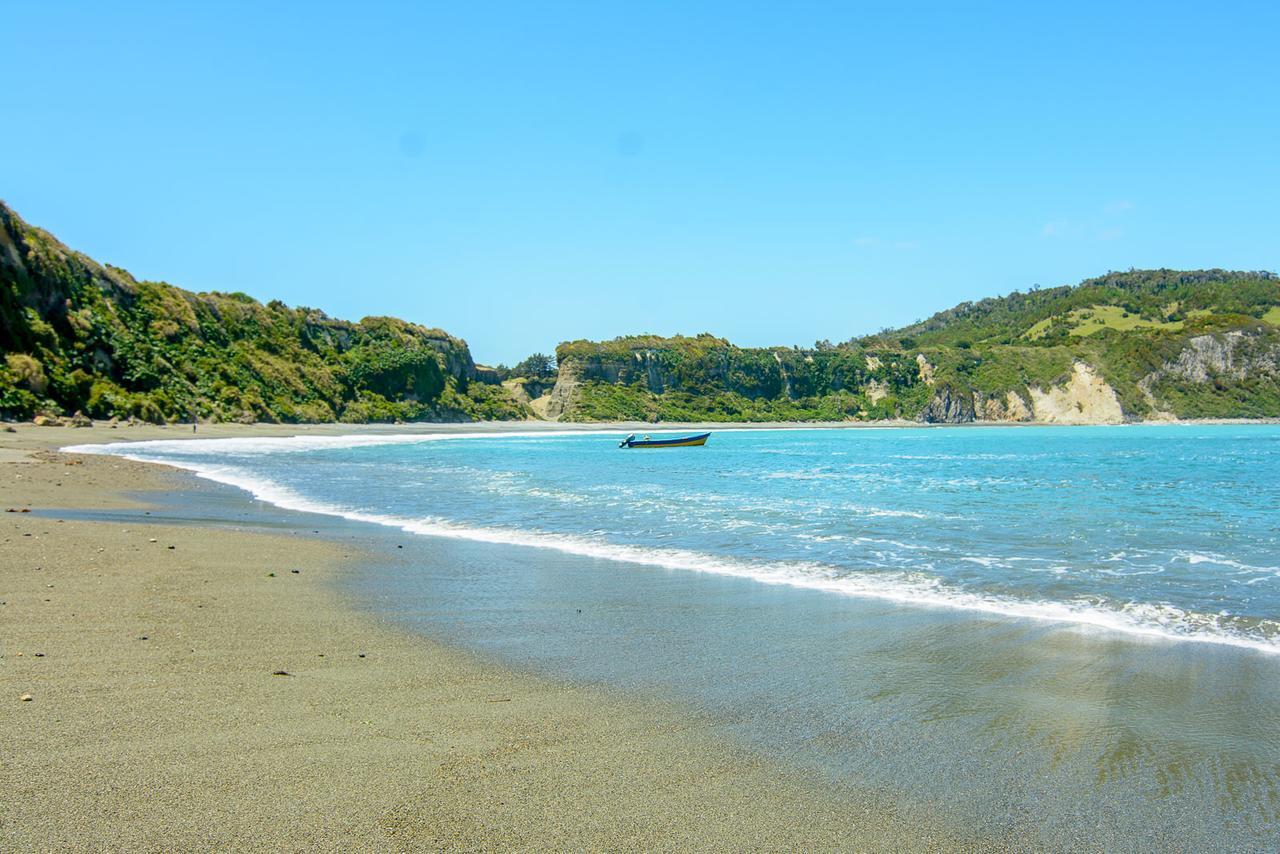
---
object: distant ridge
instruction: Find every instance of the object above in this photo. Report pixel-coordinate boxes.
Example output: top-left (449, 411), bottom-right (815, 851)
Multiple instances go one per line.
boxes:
top-left (547, 270), bottom-right (1280, 423)
top-left (3, 200), bottom-right (1278, 424)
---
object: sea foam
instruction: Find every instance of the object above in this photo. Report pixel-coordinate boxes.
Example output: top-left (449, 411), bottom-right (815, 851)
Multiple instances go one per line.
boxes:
top-left (65, 434), bottom-right (1280, 657)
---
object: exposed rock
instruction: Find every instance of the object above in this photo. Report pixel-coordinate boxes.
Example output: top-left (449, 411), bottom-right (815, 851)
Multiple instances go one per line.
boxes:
top-left (472, 364), bottom-right (503, 385)
top-left (67, 411), bottom-right (92, 428)
top-left (864, 355), bottom-right (882, 371)
top-left (502, 378), bottom-right (553, 420)
top-left (973, 390), bottom-right (1034, 422)
top-left (918, 366), bottom-right (1122, 424)
top-left (916, 354), bottom-right (936, 385)
top-left (1028, 363), bottom-right (1124, 424)
top-left (864, 379), bottom-right (889, 404)
top-left (542, 363), bottom-right (582, 421)
top-left (1165, 331), bottom-right (1246, 382)
top-left (918, 386), bottom-right (976, 423)
top-left (32, 415), bottom-right (60, 427)
top-left (503, 380), bottom-right (532, 407)
top-left (19, 693), bottom-right (33, 702)
top-left (1004, 391), bottom-right (1033, 421)
top-left (1143, 329), bottom-right (1280, 386)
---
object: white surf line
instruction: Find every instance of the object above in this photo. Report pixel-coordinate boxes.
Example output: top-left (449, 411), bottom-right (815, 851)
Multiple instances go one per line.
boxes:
top-left (61, 427), bottom-right (631, 457)
top-left (64, 441), bottom-right (1280, 658)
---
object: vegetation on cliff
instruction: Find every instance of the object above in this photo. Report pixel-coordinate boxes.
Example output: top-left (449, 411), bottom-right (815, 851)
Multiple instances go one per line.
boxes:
top-left (555, 270), bottom-right (1280, 423)
top-left (5, 199), bottom-right (1278, 426)
top-left (0, 202), bottom-right (529, 423)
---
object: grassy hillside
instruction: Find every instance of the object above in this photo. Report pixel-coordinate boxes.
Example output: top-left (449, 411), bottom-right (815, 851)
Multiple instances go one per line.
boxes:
top-left (556, 270), bottom-right (1280, 422)
top-left (0, 202), bottom-right (528, 423)
top-left (5, 200), bottom-right (1277, 426)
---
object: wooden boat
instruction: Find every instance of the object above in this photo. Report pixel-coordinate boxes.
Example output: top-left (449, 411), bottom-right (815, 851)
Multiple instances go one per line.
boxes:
top-left (618, 431), bottom-right (711, 448)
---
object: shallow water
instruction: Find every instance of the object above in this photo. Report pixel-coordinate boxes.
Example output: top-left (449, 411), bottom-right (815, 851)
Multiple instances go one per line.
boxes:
top-left (70, 425), bottom-right (1280, 848)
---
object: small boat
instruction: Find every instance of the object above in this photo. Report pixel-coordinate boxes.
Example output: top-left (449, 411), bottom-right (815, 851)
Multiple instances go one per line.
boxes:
top-left (618, 431), bottom-right (711, 448)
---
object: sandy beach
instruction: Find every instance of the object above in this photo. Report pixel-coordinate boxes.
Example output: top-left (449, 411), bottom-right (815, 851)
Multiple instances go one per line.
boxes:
top-left (0, 421), bottom-right (986, 851)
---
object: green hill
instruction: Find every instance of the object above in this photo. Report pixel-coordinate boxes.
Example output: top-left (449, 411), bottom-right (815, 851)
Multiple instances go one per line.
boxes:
top-left (5, 200), bottom-right (1278, 425)
top-left (0, 202), bottom-right (528, 423)
top-left (552, 270), bottom-right (1280, 423)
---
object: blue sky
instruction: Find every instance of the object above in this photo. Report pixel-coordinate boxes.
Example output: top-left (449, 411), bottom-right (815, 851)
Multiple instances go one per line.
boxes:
top-left (5, 2), bottom-right (1278, 365)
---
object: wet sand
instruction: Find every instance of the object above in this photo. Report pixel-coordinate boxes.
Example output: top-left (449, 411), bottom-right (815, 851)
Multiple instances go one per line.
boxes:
top-left (0, 422), bottom-right (987, 850)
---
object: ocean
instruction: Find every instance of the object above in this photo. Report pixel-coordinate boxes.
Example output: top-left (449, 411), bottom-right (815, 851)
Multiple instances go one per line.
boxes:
top-left (69, 424), bottom-right (1280, 848)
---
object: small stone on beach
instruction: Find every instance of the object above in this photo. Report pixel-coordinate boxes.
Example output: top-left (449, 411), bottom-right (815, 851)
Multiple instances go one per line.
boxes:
top-left (271, 670), bottom-right (292, 676)
top-left (290, 569), bottom-right (299, 574)
top-left (19, 693), bottom-right (33, 702)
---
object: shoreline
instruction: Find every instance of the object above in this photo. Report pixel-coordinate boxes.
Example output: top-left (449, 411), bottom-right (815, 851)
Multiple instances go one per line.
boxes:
top-left (3, 411), bottom-right (1279, 442)
top-left (36, 418), bottom-right (1280, 661)
top-left (64, 430), bottom-right (1280, 659)
top-left (1, 414), bottom-right (1276, 464)
top-left (1, 428), bottom-right (982, 848)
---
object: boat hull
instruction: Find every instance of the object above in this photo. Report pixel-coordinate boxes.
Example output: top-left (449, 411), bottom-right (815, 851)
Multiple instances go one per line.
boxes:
top-left (621, 432), bottom-right (711, 448)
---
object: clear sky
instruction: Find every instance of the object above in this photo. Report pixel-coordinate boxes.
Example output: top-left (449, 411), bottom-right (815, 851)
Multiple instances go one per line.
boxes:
top-left (5, 2), bottom-right (1278, 365)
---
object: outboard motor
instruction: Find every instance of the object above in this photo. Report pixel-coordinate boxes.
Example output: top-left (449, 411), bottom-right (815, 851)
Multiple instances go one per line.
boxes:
top-left (619, 433), bottom-right (636, 448)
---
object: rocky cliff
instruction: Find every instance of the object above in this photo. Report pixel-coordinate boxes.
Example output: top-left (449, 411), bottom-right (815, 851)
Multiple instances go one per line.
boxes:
top-left (551, 269), bottom-right (1280, 423)
top-left (6, 200), bottom-right (1277, 426)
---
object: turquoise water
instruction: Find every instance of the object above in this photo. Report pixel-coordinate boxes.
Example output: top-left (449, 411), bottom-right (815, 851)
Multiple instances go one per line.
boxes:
top-left (76, 424), bottom-right (1280, 653)
top-left (69, 425), bottom-right (1280, 847)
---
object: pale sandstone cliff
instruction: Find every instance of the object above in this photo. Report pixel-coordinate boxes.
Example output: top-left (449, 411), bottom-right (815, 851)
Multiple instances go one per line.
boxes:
top-left (1027, 362), bottom-right (1125, 424)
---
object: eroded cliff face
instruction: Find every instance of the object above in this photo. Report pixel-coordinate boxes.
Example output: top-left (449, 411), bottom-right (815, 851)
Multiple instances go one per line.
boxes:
top-left (552, 322), bottom-right (1280, 424)
top-left (916, 363), bottom-right (1123, 424)
top-left (542, 362), bottom-right (582, 420)
top-left (976, 390), bottom-right (1034, 422)
top-left (917, 386), bottom-right (974, 423)
top-left (1144, 330), bottom-right (1280, 386)
top-left (1136, 329), bottom-right (1280, 418)
top-left (1027, 363), bottom-right (1125, 424)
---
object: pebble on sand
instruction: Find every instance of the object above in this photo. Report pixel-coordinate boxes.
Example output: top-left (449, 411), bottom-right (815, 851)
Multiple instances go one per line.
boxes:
top-left (271, 670), bottom-right (292, 677)
top-left (20, 693), bottom-right (33, 702)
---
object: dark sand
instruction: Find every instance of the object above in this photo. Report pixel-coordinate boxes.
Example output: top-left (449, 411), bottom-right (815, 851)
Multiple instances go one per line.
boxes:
top-left (1, 422), bottom-right (991, 850)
